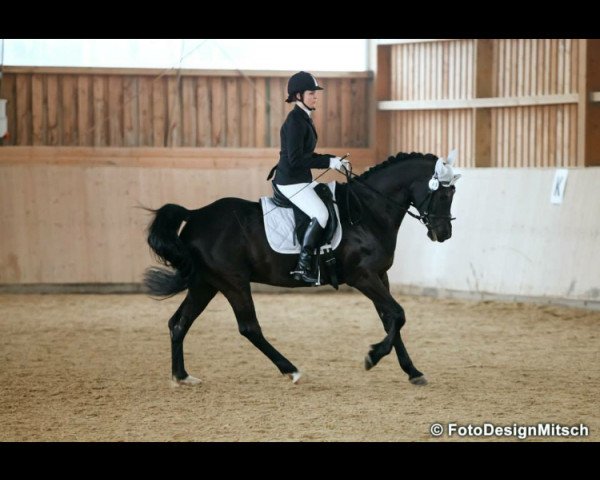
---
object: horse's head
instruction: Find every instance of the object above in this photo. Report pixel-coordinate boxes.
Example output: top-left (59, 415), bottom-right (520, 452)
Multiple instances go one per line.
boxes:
top-left (410, 150), bottom-right (461, 243)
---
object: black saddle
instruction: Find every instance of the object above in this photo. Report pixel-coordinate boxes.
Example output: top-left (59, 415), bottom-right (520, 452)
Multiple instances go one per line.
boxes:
top-left (270, 181), bottom-right (338, 248)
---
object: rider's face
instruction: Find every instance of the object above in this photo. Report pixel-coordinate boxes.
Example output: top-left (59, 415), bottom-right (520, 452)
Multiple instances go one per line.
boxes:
top-left (298, 90), bottom-right (318, 109)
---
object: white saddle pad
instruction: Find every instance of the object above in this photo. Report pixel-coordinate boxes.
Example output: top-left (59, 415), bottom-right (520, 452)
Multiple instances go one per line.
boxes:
top-left (260, 181), bottom-right (343, 255)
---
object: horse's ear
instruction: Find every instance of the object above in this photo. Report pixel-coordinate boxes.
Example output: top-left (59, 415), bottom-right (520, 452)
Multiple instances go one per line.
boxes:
top-left (449, 174), bottom-right (462, 186)
top-left (446, 148), bottom-right (458, 166)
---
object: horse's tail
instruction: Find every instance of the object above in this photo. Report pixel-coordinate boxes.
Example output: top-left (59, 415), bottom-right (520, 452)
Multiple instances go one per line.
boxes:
top-left (144, 203), bottom-right (193, 298)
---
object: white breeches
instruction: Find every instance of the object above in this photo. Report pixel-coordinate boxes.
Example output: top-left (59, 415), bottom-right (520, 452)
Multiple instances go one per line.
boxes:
top-left (276, 181), bottom-right (329, 228)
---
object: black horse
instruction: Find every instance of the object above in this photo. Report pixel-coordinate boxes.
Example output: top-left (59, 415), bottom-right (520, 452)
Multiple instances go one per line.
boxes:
top-left (144, 152), bottom-right (459, 386)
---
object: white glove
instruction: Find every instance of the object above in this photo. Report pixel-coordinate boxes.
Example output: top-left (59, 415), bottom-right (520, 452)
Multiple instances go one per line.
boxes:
top-left (329, 156), bottom-right (351, 172)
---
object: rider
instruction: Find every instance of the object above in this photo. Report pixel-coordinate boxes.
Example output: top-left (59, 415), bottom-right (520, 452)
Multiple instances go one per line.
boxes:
top-left (268, 71), bottom-right (350, 283)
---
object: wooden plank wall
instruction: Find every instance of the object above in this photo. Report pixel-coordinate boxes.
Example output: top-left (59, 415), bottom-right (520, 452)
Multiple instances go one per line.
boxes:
top-left (383, 39), bottom-right (581, 168)
top-left (0, 147), bottom-right (375, 284)
top-left (0, 68), bottom-right (371, 149)
top-left (492, 39), bottom-right (579, 167)
top-left (389, 40), bottom-right (475, 166)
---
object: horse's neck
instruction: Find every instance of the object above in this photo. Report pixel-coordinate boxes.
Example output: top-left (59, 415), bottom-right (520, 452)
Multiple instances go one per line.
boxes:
top-left (359, 160), bottom-right (433, 228)
top-left (363, 159), bottom-right (433, 195)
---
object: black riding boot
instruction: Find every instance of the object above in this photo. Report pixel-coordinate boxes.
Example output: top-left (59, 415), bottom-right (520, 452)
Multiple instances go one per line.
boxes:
top-left (292, 217), bottom-right (324, 283)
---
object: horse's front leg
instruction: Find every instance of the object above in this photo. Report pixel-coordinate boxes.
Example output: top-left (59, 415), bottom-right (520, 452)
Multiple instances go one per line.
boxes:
top-left (349, 271), bottom-right (426, 385)
top-left (377, 273), bottom-right (426, 385)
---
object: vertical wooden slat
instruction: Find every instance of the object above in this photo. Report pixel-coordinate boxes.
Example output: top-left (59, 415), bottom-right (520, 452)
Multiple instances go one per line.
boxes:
top-left (557, 39), bottom-right (565, 96)
top-left (467, 39), bottom-right (474, 99)
top-left (225, 77), bottom-right (240, 147)
top-left (550, 39), bottom-right (558, 95)
top-left (16, 74), bottom-right (32, 145)
top-left (0, 73), bottom-right (17, 144)
top-left (511, 39), bottom-right (518, 97)
top-left (564, 39), bottom-right (571, 94)
top-left (536, 40), bottom-right (544, 96)
top-left (531, 40), bottom-right (538, 96)
top-left (494, 40), bottom-right (505, 97)
top-left (494, 110), bottom-right (500, 167)
top-left (549, 106), bottom-right (557, 167)
top-left (376, 46), bottom-right (392, 160)
top-left (534, 107), bottom-right (541, 167)
top-left (107, 75), bottom-right (123, 147)
top-left (92, 76), bottom-right (107, 147)
top-left (46, 75), bottom-right (60, 145)
top-left (210, 77), bottom-right (225, 146)
top-left (406, 44), bottom-right (413, 100)
top-left (523, 40), bottom-right (531, 96)
top-left (253, 78), bottom-right (267, 148)
top-left (327, 79), bottom-right (341, 148)
top-left (403, 44), bottom-right (409, 100)
top-left (570, 39), bottom-right (579, 95)
top-left (340, 79), bottom-right (352, 147)
top-left (474, 40), bottom-right (493, 167)
top-left (31, 74), bottom-right (44, 145)
top-left (543, 39), bottom-right (551, 95)
top-left (61, 75), bottom-right (77, 146)
top-left (448, 42), bottom-right (455, 100)
top-left (390, 46), bottom-right (398, 101)
top-left (424, 44), bottom-right (431, 100)
top-left (516, 39), bottom-right (524, 97)
top-left (123, 77), bottom-right (139, 147)
top-left (268, 78), bottom-right (284, 148)
top-left (152, 78), bottom-right (166, 147)
top-left (77, 76), bottom-right (91, 146)
top-left (181, 77), bottom-right (196, 147)
top-left (138, 77), bottom-right (152, 146)
top-left (195, 77), bottom-right (211, 147)
top-left (569, 104), bottom-right (577, 165)
top-left (459, 40), bottom-right (466, 99)
top-left (430, 43), bottom-right (437, 101)
top-left (239, 79), bottom-right (254, 148)
top-left (582, 39), bottom-right (600, 166)
top-left (166, 76), bottom-right (181, 147)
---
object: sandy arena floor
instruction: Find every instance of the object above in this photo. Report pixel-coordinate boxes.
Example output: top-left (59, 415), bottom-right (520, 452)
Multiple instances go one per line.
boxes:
top-left (0, 291), bottom-right (598, 441)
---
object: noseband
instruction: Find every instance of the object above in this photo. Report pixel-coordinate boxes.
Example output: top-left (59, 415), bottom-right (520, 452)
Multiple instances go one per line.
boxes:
top-left (410, 186), bottom-right (456, 230)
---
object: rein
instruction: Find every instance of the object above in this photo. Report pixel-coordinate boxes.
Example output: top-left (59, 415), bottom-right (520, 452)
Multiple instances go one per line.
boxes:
top-left (340, 167), bottom-right (455, 230)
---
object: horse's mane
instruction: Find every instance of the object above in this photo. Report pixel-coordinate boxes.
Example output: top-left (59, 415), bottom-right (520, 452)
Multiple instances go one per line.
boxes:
top-left (357, 152), bottom-right (439, 180)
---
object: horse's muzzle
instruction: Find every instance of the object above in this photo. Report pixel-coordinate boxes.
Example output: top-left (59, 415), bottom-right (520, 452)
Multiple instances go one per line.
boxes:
top-left (428, 223), bottom-right (452, 242)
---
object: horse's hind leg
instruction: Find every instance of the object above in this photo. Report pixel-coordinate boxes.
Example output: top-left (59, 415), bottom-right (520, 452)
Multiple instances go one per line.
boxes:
top-left (220, 281), bottom-right (302, 384)
top-left (169, 280), bottom-right (218, 386)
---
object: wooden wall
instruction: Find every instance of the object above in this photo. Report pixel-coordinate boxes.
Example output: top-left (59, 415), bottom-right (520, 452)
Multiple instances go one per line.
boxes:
top-left (0, 67), bottom-right (372, 149)
top-left (377, 39), bottom-right (600, 168)
top-left (0, 147), bottom-right (374, 284)
top-left (492, 39), bottom-right (579, 168)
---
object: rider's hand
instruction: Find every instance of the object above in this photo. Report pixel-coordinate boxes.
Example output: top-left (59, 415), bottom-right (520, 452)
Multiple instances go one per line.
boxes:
top-left (329, 156), bottom-right (351, 172)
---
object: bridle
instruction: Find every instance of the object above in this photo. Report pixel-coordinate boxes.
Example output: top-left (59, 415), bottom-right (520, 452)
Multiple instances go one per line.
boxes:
top-left (341, 166), bottom-right (456, 233)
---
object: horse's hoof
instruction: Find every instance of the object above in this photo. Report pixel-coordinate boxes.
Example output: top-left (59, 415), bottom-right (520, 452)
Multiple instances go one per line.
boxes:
top-left (287, 371), bottom-right (303, 384)
top-left (171, 375), bottom-right (202, 387)
top-left (409, 375), bottom-right (428, 386)
top-left (364, 354), bottom-right (374, 371)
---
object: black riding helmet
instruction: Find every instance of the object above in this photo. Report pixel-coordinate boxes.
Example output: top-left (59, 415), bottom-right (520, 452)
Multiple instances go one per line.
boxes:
top-left (285, 71), bottom-right (323, 103)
